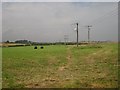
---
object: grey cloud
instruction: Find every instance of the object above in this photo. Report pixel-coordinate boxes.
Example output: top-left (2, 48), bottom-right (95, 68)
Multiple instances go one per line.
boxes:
top-left (0, 3), bottom-right (2, 42)
top-left (2, 2), bottom-right (118, 42)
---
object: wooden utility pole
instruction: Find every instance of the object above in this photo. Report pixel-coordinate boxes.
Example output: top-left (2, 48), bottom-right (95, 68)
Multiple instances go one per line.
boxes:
top-left (76, 23), bottom-right (79, 47)
top-left (72, 22), bottom-right (79, 47)
top-left (87, 25), bottom-right (92, 44)
top-left (64, 35), bottom-right (68, 45)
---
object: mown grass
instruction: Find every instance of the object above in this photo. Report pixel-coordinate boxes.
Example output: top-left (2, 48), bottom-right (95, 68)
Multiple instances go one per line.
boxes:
top-left (2, 43), bottom-right (118, 88)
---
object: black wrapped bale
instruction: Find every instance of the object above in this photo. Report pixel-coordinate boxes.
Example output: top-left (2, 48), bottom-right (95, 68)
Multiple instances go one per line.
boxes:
top-left (40, 46), bottom-right (44, 49)
top-left (34, 46), bottom-right (37, 49)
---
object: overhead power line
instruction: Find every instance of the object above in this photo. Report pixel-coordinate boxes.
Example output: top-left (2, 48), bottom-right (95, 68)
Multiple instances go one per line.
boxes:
top-left (72, 7), bottom-right (118, 27)
top-left (89, 8), bottom-right (118, 25)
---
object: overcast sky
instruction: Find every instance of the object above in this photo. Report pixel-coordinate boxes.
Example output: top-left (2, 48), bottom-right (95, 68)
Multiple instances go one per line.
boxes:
top-left (2, 2), bottom-right (118, 42)
top-left (1, 0), bottom-right (120, 2)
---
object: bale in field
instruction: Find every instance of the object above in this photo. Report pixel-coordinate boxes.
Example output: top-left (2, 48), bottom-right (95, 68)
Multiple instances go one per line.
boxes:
top-left (40, 46), bottom-right (44, 49)
top-left (34, 46), bottom-right (37, 49)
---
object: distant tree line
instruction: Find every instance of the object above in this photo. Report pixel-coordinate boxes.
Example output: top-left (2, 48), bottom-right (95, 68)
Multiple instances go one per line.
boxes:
top-left (3, 40), bottom-right (113, 46)
top-left (15, 40), bottom-right (31, 45)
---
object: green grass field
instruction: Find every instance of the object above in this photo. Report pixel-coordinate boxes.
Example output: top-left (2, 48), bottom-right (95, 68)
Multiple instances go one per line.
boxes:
top-left (2, 43), bottom-right (118, 88)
